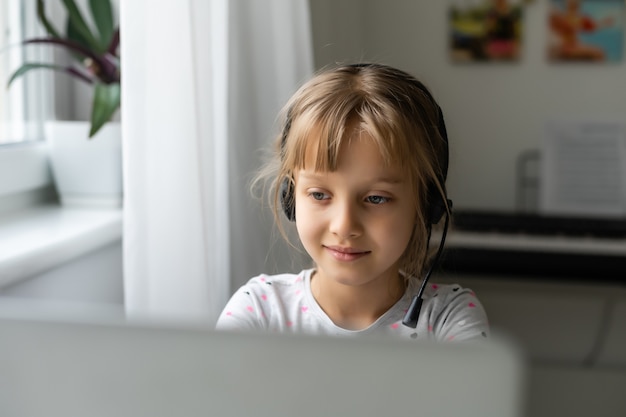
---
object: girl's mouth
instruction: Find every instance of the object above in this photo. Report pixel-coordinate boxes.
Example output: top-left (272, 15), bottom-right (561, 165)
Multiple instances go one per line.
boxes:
top-left (324, 246), bottom-right (370, 262)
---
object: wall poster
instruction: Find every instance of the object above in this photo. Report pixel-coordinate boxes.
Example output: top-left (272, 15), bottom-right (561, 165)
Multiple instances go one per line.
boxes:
top-left (449, 0), bottom-right (524, 62)
top-left (548, 0), bottom-right (624, 63)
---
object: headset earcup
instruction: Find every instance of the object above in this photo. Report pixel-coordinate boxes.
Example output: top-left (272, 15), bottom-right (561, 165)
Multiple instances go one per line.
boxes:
top-left (427, 105), bottom-right (450, 225)
top-left (427, 185), bottom-right (453, 225)
top-left (280, 178), bottom-right (296, 221)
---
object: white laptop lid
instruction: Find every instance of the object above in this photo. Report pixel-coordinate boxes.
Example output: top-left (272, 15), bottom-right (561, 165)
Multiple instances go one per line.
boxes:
top-left (0, 305), bottom-right (525, 417)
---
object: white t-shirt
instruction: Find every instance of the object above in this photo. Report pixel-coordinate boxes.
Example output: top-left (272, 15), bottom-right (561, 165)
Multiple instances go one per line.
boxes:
top-left (216, 269), bottom-right (489, 341)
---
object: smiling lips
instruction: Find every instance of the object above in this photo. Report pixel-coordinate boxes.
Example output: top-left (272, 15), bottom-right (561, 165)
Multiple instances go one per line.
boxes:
top-left (324, 245), bottom-right (371, 262)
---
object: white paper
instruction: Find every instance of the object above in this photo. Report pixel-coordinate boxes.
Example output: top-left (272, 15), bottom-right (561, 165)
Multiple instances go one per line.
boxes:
top-left (540, 120), bottom-right (626, 218)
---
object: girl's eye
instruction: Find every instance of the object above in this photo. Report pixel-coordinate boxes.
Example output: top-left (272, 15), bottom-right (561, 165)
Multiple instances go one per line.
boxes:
top-left (366, 195), bottom-right (390, 205)
top-left (310, 191), bottom-right (328, 201)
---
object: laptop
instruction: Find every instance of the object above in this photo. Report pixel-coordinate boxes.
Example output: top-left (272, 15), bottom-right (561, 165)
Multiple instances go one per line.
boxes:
top-left (0, 301), bottom-right (526, 417)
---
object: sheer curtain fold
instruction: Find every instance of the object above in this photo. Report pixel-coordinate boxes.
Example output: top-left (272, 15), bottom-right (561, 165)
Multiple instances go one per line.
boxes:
top-left (121, 0), bottom-right (313, 323)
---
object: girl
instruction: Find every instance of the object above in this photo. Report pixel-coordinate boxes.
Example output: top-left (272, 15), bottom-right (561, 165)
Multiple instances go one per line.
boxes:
top-left (216, 63), bottom-right (489, 341)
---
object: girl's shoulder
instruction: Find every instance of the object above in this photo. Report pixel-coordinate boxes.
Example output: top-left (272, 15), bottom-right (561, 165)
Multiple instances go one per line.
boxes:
top-left (421, 282), bottom-right (477, 298)
top-left (419, 282), bottom-right (483, 312)
top-left (418, 282), bottom-right (489, 341)
top-left (217, 270), bottom-right (312, 331)
top-left (241, 269), bottom-right (311, 294)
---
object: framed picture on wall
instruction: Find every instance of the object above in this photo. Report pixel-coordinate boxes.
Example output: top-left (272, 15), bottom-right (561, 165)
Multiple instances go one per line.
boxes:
top-left (548, 0), bottom-right (624, 63)
top-left (449, 0), bottom-right (524, 62)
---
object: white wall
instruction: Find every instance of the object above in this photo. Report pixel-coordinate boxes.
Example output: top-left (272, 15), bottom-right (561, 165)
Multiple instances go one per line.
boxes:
top-left (310, 0), bottom-right (626, 212)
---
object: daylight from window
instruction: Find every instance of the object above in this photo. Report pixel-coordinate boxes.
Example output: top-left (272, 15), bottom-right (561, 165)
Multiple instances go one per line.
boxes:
top-left (0, 0), bottom-right (46, 145)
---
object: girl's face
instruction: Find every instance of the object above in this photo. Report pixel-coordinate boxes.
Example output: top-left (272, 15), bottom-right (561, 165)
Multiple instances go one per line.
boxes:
top-left (294, 132), bottom-right (416, 291)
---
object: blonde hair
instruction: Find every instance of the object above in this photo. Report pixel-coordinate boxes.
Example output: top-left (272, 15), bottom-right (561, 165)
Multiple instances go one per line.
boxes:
top-left (258, 63), bottom-right (450, 281)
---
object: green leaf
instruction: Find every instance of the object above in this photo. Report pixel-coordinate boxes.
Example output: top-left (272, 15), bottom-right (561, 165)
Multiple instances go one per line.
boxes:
top-left (89, 0), bottom-right (114, 52)
top-left (37, 0), bottom-right (62, 38)
top-left (61, 0), bottom-right (102, 53)
top-left (66, 17), bottom-right (93, 55)
top-left (7, 63), bottom-right (64, 87)
top-left (89, 83), bottom-right (120, 138)
top-left (7, 62), bottom-right (95, 87)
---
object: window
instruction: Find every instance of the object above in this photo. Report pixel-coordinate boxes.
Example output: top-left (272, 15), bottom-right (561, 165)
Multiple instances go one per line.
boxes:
top-left (0, 0), bottom-right (50, 145)
top-left (0, 0), bottom-right (52, 203)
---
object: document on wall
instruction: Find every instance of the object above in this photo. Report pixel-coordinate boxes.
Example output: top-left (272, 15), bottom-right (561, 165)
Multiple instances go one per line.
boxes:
top-left (539, 120), bottom-right (626, 218)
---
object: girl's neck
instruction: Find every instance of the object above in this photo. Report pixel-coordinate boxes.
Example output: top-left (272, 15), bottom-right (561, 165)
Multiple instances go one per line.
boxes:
top-left (310, 269), bottom-right (406, 330)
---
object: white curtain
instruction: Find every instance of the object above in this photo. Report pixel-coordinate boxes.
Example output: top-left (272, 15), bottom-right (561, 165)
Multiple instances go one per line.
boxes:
top-left (120, 0), bottom-right (313, 323)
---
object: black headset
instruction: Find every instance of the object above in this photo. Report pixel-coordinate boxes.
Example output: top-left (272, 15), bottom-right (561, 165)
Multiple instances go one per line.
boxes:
top-left (279, 63), bottom-right (452, 328)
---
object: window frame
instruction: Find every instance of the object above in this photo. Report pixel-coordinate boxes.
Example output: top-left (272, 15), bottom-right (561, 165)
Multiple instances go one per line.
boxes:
top-left (0, 0), bottom-right (53, 203)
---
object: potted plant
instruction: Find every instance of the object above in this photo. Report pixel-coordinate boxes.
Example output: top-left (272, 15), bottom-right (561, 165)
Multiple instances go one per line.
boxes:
top-left (8, 0), bottom-right (120, 137)
top-left (6, 0), bottom-right (122, 208)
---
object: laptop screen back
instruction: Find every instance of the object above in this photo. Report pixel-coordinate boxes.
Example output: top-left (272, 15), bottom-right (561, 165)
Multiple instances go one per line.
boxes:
top-left (0, 310), bottom-right (525, 417)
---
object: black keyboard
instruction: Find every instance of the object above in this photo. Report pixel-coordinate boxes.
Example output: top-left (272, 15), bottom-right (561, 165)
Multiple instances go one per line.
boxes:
top-left (452, 210), bottom-right (626, 239)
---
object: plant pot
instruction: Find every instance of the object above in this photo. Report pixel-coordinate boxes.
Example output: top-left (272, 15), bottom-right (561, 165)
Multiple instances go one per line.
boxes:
top-left (45, 120), bottom-right (123, 209)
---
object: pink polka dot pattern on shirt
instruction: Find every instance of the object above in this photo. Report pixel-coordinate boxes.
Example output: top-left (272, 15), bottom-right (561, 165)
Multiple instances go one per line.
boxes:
top-left (216, 271), bottom-right (490, 342)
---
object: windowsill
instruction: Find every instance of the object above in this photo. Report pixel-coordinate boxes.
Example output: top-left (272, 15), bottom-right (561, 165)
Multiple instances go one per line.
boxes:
top-left (0, 204), bottom-right (123, 289)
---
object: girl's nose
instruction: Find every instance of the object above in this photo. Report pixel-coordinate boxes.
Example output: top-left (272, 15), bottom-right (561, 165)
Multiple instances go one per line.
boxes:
top-left (329, 199), bottom-right (362, 239)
